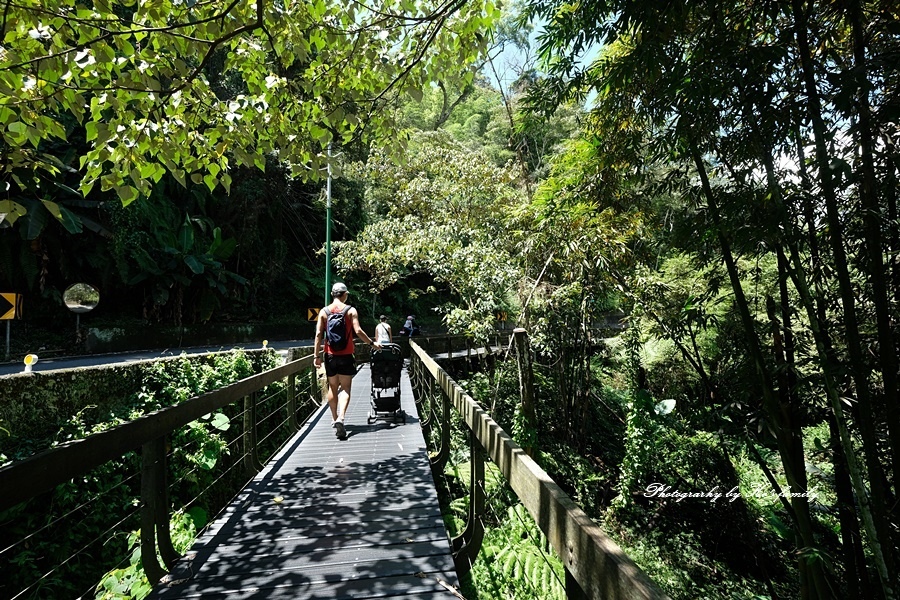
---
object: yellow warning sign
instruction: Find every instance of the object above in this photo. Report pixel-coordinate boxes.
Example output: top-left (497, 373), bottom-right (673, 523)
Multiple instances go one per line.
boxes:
top-left (495, 311), bottom-right (507, 322)
top-left (1, 293), bottom-right (21, 320)
top-left (307, 308), bottom-right (320, 321)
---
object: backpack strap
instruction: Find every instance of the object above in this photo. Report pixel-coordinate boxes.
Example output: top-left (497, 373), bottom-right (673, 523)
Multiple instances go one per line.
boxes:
top-left (329, 304), bottom-right (352, 315)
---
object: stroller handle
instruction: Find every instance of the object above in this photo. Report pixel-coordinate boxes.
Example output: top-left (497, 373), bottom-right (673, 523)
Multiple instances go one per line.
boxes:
top-left (371, 342), bottom-right (402, 355)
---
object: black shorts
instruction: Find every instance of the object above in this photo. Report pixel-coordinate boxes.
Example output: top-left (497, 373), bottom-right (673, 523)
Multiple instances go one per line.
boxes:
top-left (324, 353), bottom-right (356, 377)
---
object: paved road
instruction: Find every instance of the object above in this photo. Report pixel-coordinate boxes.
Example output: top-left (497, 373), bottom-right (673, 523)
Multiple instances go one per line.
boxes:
top-left (0, 339), bottom-right (314, 377)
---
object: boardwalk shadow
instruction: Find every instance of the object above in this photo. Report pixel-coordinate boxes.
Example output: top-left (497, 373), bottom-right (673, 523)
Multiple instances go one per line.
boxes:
top-left (153, 392), bottom-right (456, 599)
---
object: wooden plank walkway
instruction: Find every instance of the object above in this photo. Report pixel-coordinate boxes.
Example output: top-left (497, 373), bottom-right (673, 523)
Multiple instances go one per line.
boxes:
top-left (151, 364), bottom-right (460, 599)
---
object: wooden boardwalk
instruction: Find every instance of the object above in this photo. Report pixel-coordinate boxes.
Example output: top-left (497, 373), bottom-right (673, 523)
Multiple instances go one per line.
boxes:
top-left (151, 364), bottom-right (460, 599)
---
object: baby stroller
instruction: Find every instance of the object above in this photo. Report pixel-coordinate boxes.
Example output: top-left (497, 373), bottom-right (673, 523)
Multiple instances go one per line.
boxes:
top-left (368, 343), bottom-right (406, 424)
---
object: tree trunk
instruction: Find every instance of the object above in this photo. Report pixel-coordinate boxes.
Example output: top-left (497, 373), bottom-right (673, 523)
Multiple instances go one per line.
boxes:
top-left (883, 134), bottom-right (900, 335)
top-left (828, 414), bottom-right (871, 599)
top-left (431, 81), bottom-right (474, 130)
top-left (847, 0), bottom-right (900, 492)
top-left (790, 0), bottom-right (897, 594)
top-left (513, 328), bottom-right (537, 457)
top-left (689, 139), bottom-right (831, 599)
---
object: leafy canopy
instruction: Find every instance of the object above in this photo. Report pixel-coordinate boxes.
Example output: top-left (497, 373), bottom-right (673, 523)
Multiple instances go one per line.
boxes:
top-left (336, 129), bottom-right (522, 338)
top-left (0, 0), bottom-right (501, 210)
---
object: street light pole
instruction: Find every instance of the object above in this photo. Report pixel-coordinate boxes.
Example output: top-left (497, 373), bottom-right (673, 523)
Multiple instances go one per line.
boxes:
top-left (324, 143), bottom-right (332, 306)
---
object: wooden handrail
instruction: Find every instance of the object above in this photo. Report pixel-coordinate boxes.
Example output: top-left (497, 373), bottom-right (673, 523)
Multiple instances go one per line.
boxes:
top-left (0, 354), bottom-right (315, 513)
top-left (409, 340), bottom-right (668, 600)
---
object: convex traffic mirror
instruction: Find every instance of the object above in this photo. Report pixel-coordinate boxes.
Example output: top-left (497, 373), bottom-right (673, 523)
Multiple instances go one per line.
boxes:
top-left (64, 283), bottom-right (100, 313)
top-left (64, 283), bottom-right (99, 334)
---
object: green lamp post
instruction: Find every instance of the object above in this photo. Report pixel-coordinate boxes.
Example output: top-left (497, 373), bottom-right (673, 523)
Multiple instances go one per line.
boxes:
top-left (324, 143), bottom-right (333, 306)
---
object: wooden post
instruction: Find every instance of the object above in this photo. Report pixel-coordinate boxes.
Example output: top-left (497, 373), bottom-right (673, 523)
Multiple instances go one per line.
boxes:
top-left (513, 328), bottom-right (537, 457)
top-left (465, 338), bottom-right (472, 377)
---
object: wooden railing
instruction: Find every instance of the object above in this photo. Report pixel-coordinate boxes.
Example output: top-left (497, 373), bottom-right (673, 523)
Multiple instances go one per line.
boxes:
top-left (411, 332), bottom-right (509, 362)
top-left (0, 349), bottom-right (321, 599)
top-left (409, 337), bottom-right (668, 600)
top-left (1, 335), bottom-right (664, 599)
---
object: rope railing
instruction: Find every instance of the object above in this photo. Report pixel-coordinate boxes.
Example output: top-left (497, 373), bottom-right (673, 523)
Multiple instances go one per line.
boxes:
top-left (0, 348), bottom-right (322, 599)
top-left (409, 336), bottom-right (668, 600)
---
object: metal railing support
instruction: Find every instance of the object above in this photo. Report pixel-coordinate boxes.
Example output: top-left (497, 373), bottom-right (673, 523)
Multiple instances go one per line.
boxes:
top-left (141, 437), bottom-right (168, 585)
top-left (287, 373), bottom-right (299, 431)
top-left (429, 373), bottom-right (451, 471)
top-left (243, 391), bottom-right (263, 474)
top-left (451, 429), bottom-right (485, 576)
top-left (155, 438), bottom-right (177, 570)
top-left (419, 391), bottom-right (433, 441)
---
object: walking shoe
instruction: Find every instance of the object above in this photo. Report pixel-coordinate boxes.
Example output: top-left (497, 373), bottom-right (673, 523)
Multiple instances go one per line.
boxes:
top-left (334, 420), bottom-right (347, 440)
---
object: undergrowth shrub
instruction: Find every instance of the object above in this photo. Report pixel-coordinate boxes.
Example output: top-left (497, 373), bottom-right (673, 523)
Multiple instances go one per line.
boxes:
top-left (607, 427), bottom-right (796, 599)
top-left (470, 505), bottom-right (566, 600)
top-left (0, 349), bottom-right (281, 600)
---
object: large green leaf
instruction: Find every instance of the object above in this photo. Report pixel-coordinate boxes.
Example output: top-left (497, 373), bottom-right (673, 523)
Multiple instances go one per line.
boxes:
top-left (183, 254), bottom-right (204, 274)
top-left (177, 221), bottom-right (195, 254)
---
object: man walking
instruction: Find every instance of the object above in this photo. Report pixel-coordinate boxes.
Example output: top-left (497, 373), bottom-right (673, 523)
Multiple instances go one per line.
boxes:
top-left (314, 282), bottom-right (380, 440)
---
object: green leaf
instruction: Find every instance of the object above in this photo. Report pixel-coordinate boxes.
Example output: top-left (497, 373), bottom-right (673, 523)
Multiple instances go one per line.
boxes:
top-left (187, 506), bottom-right (208, 529)
top-left (115, 185), bottom-right (139, 206)
top-left (210, 413), bottom-right (230, 430)
top-left (184, 255), bottom-right (204, 274)
top-left (177, 222), bottom-right (194, 253)
top-left (57, 204), bottom-right (84, 234)
top-left (212, 237), bottom-right (237, 260)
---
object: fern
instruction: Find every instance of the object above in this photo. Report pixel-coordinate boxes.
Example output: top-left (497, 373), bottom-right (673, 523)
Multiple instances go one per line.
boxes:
top-left (470, 503), bottom-right (566, 599)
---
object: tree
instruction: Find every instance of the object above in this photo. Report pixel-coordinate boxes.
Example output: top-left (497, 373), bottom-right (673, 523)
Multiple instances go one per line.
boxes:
top-left (0, 0), bottom-right (501, 214)
top-left (334, 129), bottom-right (522, 338)
top-left (519, 0), bottom-right (900, 597)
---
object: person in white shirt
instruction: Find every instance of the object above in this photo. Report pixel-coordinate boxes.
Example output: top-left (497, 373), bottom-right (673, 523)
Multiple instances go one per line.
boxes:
top-left (375, 314), bottom-right (392, 344)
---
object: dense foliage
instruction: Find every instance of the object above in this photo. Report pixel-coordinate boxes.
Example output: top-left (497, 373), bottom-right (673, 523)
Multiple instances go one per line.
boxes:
top-left (4, 0), bottom-right (899, 598)
top-left (336, 1), bottom-right (900, 597)
top-left (514, 0), bottom-right (900, 597)
top-left (0, 0), bottom-right (499, 198)
top-left (0, 0), bottom-right (500, 344)
top-left (0, 350), bottom-right (286, 599)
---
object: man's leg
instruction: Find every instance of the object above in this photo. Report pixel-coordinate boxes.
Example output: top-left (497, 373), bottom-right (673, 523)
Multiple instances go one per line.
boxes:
top-left (326, 375), bottom-right (341, 421)
top-left (327, 372), bottom-right (353, 439)
top-left (334, 373), bottom-right (353, 421)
